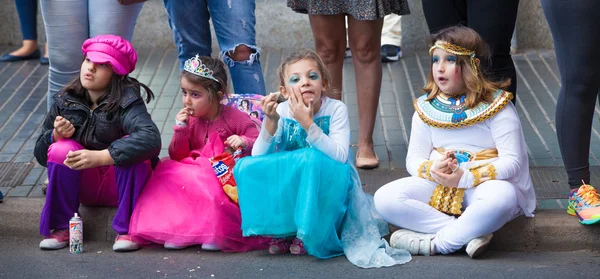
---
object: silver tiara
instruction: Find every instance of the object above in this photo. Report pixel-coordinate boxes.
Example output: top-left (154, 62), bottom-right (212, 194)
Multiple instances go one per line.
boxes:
top-left (183, 54), bottom-right (220, 83)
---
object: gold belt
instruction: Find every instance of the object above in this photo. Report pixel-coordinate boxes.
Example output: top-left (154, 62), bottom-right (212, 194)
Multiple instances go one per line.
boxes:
top-left (428, 148), bottom-right (498, 216)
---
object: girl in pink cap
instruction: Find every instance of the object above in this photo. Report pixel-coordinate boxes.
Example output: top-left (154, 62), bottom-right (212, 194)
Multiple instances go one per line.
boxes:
top-left (34, 35), bottom-right (161, 252)
top-left (129, 55), bottom-right (270, 252)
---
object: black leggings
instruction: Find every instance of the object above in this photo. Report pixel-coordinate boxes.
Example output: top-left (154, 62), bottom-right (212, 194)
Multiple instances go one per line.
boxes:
top-left (421, 0), bottom-right (518, 99)
top-left (542, 0), bottom-right (600, 188)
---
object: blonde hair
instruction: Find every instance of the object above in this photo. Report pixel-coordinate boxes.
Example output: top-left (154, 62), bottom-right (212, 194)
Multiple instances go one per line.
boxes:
top-left (422, 26), bottom-right (511, 108)
top-left (277, 49), bottom-right (339, 99)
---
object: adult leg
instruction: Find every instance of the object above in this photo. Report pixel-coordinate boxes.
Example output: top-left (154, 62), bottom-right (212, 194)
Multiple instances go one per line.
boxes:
top-left (10, 0), bottom-right (39, 57)
top-left (308, 15), bottom-right (347, 100)
top-left (542, 0), bottom-right (600, 188)
top-left (40, 0), bottom-right (88, 111)
top-left (374, 177), bottom-right (455, 233)
top-left (210, 0), bottom-right (266, 95)
top-left (89, 0), bottom-right (143, 42)
top-left (467, 0), bottom-right (519, 97)
top-left (163, 0), bottom-right (211, 70)
top-left (420, 0), bottom-right (466, 34)
top-left (347, 16), bottom-right (384, 167)
top-left (433, 181), bottom-right (519, 254)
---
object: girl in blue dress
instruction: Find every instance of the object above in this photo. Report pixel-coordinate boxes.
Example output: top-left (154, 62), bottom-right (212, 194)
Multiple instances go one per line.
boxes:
top-left (234, 49), bottom-right (411, 268)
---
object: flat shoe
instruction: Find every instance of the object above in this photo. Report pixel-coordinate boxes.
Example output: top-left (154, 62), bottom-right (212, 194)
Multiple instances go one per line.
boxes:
top-left (0, 49), bottom-right (41, 62)
top-left (356, 152), bottom-right (379, 169)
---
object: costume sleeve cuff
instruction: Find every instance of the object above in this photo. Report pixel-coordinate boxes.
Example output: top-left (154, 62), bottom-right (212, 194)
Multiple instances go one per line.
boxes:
top-left (305, 123), bottom-right (322, 144)
top-left (417, 160), bottom-right (435, 182)
top-left (458, 168), bottom-right (475, 189)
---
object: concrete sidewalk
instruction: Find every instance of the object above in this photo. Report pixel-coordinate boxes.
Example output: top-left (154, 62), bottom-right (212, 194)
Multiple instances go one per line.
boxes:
top-left (1, 47), bottom-right (599, 252)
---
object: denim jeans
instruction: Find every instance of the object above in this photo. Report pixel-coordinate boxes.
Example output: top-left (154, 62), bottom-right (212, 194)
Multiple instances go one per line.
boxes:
top-left (40, 0), bottom-right (144, 111)
top-left (163, 0), bottom-right (266, 95)
top-left (16, 0), bottom-right (38, 40)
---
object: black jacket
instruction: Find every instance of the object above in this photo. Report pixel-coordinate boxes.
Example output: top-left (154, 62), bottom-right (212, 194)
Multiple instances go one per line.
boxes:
top-left (34, 87), bottom-right (161, 167)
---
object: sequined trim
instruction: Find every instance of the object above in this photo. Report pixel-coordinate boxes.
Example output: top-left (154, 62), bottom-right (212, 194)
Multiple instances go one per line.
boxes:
top-left (417, 160), bottom-right (435, 182)
top-left (470, 164), bottom-right (497, 187)
top-left (414, 90), bottom-right (513, 129)
top-left (429, 185), bottom-right (465, 216)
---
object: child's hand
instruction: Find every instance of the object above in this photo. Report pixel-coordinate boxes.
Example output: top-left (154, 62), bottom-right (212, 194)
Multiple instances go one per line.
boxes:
top-left (176, 107), bottom-right (193, 123)
top-left (434, 157), bottom-right (453, 174)
top-left (224, 135), bottom-right (246, 150)
top-left (431, 167), bottom-right (464, 188)
top-left (261, 92), bottom-right (280, 121)
top-left (63, 149), bottom-right (113, 170)
top-left (288, 88), bottom-right (314, 131)
top-left (53, 116), bottom-right (75, 141)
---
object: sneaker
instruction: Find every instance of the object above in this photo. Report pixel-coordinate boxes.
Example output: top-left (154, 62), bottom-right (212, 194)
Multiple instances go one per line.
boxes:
top-left (567, 184), bottom-right (600, 225)
top-left (381, 44), bottom-right (402, 62)
top-left (390, 229), bottom-right (435, 256)
top-left (465, 234), bottom-right (493, 258)
top-left (389, 229), bottom-right (435, 256)
top-left (201, 243), bottom-right (220, 251)
top-left (164, 242), bottom-right (189, 250)
top-left (290, 238), bottom-right (307, 255)
top-left (344, 47), bottom-right (352, 58)
top-left (39, 229), bottom-right (69, 250)
top-left (112, 235), bottom-right (140, 252)
top-left (268, 238), bottom-right (291, 255)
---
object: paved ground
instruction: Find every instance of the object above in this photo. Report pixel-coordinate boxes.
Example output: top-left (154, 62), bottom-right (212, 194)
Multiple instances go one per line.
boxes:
top-left (1, 46), bottom-right (598, 209)
top-left (1, 236), bottom-right (599, 279)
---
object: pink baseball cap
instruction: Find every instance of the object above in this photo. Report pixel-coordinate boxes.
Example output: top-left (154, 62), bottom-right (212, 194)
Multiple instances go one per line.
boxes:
top-left (81, 34), bottom-right (137, 75)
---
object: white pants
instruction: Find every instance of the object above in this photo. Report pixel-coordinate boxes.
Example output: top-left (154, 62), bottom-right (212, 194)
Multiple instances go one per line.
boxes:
top-left (381, 14), bottom-right (401, 47)
top-left (374, 177), bottom-right (521, 254)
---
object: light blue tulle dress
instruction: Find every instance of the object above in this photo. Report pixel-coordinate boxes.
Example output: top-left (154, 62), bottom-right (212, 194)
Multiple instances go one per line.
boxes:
top-left (234, 115), bottom-right (411, 268)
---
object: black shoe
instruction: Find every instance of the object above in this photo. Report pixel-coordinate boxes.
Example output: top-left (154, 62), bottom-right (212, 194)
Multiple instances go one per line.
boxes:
top-left (39, 56), bottom-right (49, 65)
top-left (381, 44), bottom-right (402, 62)
top-left (0, 49), bottom-right (41, 62)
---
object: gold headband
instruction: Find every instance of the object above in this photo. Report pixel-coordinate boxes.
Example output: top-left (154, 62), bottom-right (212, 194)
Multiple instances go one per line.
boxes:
top-left (429, 42), bottom-right (479, 77)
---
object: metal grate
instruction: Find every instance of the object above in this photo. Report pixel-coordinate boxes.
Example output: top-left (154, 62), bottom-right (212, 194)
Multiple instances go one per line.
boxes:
top-left (0, 162), bottom-right (34, 188)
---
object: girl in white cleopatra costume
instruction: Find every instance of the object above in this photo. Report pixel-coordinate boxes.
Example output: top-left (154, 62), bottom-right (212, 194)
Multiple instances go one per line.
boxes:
top-left (374, 26), bottom-right (536, 258)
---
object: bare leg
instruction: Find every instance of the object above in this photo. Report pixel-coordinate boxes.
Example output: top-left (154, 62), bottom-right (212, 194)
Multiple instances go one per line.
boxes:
top-left (308, 15), bottom-right (347, 100)
top-left (10, 40), bottom-right (39, 56)
top-left (347, 16), bottom-right (384, 168)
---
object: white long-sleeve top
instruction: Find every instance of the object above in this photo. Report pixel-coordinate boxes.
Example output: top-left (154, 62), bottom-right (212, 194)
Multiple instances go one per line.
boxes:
top-left (407, 92), bottom-right (536, 216)
top-left (252, 96), bottom-right (350, 163)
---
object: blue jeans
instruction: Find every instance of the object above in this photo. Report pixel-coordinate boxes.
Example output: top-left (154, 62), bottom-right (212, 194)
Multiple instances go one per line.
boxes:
top-left (163, 0), bottom-right (266, 95)
top-left (40, 0), bottom-right (144, 111)
top-left (16, 0), bottom-right (38, 40)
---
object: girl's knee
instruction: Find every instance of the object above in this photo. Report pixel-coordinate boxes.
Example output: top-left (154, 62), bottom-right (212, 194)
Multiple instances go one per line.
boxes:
top-left (47, 139), bottom-right (83, 163)
top-left (374, 182), bottom-right (410, 217)
top-left (478, 181), bottom-right (519, 212)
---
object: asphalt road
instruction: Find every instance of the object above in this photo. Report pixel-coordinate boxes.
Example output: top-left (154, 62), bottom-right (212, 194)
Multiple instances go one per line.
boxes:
top-left (1, 236), bottom-right (599, 279)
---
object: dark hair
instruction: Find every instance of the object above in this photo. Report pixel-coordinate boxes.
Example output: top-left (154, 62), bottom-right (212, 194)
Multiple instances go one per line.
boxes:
top-left (422, 26), bottom-right (511, 108)
top-left (277, 49), bottom-right (338, 99)
top-left (250, 111), bottom-right (259, 117)
top-left (180, 56), bottom-right (229, 103)
top-left (61, 70), bottom-right (155, 114)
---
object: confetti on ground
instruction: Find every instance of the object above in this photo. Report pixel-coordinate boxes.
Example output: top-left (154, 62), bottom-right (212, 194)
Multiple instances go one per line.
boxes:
top-left (163, 257), bottom-right (169, 260)
top-left (97, 251), bottom-right (102, 254)
top-left (157, 271), bottom-right (161, 273)
top-left (260, 269), bottom-right (263, 271)
top-left (211, 275), bottom-right (214, 277)
top-left (189, 269), bottom-right (195, 272)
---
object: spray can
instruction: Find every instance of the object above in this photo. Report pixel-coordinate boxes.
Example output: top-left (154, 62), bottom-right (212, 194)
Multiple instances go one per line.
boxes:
top-left (69, 213), bottom-right (83, 254)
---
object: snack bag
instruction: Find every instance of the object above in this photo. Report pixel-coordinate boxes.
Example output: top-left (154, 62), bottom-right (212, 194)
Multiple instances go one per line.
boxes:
top-left (210, 148), bottom-right (243, 204)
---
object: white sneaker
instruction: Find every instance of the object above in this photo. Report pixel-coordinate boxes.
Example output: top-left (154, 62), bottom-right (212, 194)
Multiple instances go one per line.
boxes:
top-left (164, 242), bottom-right (189, 250)
top-left (389, 229), bottom-right (435, 256)
top-left (112, 235), bottom-right (140, 252)
top-left (201, 243), bottom-right (220, 251)
top-left (466, 234), bottom-right (493, 258)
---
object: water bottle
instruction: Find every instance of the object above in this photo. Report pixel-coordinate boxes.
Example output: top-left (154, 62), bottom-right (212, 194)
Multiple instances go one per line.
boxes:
top-left (69, 213), bottom-right (83, 254)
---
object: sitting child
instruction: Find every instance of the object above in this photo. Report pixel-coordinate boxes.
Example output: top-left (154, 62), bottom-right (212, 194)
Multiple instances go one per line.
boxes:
top-left (233, 49), bottom-right (411, 268)
top-left (128, 55), bottom-right (269, 252)
top-left (374, 26), bottom-right (536, 258)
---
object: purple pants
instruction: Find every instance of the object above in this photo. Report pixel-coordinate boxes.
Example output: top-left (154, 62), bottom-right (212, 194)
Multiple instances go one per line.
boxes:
top-left (40, 139), bottom-right (150, 237)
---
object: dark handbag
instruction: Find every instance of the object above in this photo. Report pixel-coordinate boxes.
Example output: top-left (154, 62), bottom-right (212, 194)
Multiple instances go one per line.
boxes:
top-left (117, 0), bottom-right (147, 5)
